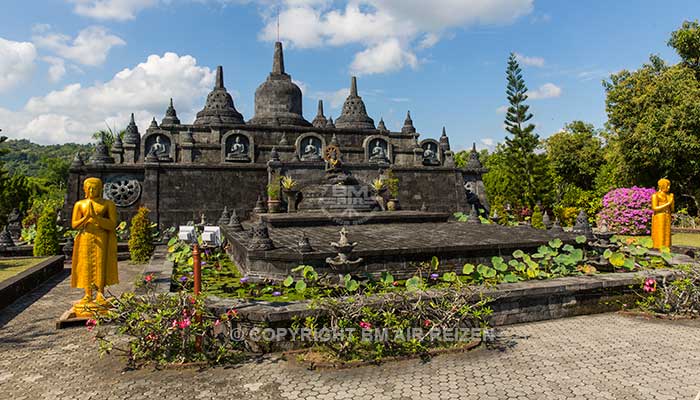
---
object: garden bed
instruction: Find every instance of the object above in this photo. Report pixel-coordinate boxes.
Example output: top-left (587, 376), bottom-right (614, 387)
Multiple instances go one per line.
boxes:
top-left (0, 255), bottom-right (65, 309)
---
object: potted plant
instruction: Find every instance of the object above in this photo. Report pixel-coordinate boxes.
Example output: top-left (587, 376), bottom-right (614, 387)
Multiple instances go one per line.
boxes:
top-left (281, 176), bottom-right (299, 213)
top-left (385, 170), bottom-right (400, 211)
top-left (370, 178), bottom-right (387, 211)
top-left (267, 182), bottom-right (282, 213)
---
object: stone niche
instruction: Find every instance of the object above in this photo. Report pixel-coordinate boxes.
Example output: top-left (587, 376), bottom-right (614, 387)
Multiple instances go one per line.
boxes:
top-left (222, 131), bottom-right (254, 163)
top-left (295, 133), bottom-right (325, 162)
top-left (420, 139), bottom-right (442, 166)
top-left (363, 135), bottom-right (392, 164)
top-left (142, 132), bottom-right (175, 162)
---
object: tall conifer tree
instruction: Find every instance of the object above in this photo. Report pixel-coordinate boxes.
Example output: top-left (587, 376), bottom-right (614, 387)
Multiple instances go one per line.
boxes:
top-left (503, 53), bottom-right (549, 208)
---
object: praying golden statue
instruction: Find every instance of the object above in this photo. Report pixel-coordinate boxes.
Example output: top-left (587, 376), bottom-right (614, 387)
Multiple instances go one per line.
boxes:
top-left (651, 178), bottom-right (674, 249)
top-left (70, 177), bottom-right (119, 317)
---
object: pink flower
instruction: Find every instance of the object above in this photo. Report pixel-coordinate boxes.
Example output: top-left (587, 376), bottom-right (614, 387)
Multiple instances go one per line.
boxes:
top-left (177, 318), bottom-right (191, 329)
top-left (144, 274), bottom-right (153, 283)
top-left (214, 320), bottom-right (221, 327)
top-left (392, 281), bottom-right (399, 287)
top-left (359, 321), bottom-right (372, 330)
top-left (171, 319), bottom-right (178, 328)
top-left (86, 319), bottom-right (97, 332)
top-left (423, 319), bottom-right (432, 327)
top-left (643, 278), bottom-right (657, 293)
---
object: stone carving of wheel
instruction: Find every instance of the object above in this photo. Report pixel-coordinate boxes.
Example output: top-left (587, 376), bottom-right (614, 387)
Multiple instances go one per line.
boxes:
top-left (103, 177), bottom-right (142, 207)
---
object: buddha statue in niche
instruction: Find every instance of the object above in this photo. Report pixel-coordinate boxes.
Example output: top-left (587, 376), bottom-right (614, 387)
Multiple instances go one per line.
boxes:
top-left (226, 135), bottom-right (250, 161)
top-left (369, 140), bottom-right (389, 163)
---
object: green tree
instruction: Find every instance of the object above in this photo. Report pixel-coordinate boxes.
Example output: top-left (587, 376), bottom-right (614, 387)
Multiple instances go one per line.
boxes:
top-left (499, 53), bottom-right (551, 208)
top-left (668, 20), bottom-right (700, 71)
top-left (545, 121), bottom-right (604, 191)
top-left (34, 205), bottom-right (60, 256)
top-left (129, 207), bottom-right (155, 264)
top-left (92, 125), bottom-right (125, 152)
top-left (604, 51), bottom-right (700, 214)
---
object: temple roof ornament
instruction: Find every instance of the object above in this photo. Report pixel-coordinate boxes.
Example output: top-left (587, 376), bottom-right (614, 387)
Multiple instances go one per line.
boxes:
top-left (466, 143), bottom-right (484, 170)
top-left (249, 42), bottom-right (311, 127)
top-left (335, 76), bottom-right (375, 130)
top-left (148, 117), bottom-right (159, 132)
top-left (326, 116), bottom-right (336, 129)
top-left (123, 113), bottom-right (140, 145)
top-left (161, 98), bottom-right (180, 126)
top-left (312, 100), bottom-right (328, 128)
top-left (401, 111), bottom-right (416, 134)
top-left (377, 117), bottom-right (388, 133)
top-left (112, 133), bottom-right (123, 151)
top-left (193, 66), bottom-right (245, 126)
top-left (439, 126), bottom-right (451, 152)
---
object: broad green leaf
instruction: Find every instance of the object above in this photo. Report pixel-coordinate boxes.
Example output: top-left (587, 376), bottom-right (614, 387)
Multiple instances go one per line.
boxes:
top-left (603, 249), bottom-right (613, 259)
top-left (381, 271), bottom-right (394, 285)
top-left (430, 256), bottom-right (440, 270)
top-left (503, 273), bottom-right (519, 283)
top-left (442, 272), bottom-right (457, 282)
top-left (512, 249), bottom-right (525, 259)
top-left (623, 258), bottom-right (636, 270)
top-left (609, 252), bottom-right (625, 267)
top-left (575, 235), bottom-right (587, 244)
top-left (462, 263), bottom-right (475, 275)
top-left (295, 280), bottom-right (307, 292)
top-left (283, 276), bottom-right (294, 287)
top-left (482, 267), bottom-right (497, 278)
top-left (548, 238), bottom-right (563, 249)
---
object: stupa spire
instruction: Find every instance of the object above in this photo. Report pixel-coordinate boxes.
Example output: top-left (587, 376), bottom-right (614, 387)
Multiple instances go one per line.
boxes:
top-left (162, 98), bottom-right (180, 125)
top-left (401, 111), bottom-right (416, 134)
top-left (335, 76), bottom-right (375, 130)
top-left (193, 65), bottom-right (245, 126)
top-left (215, 66), bottom-right (225, 89)
top-left (312, 99), bottom-right (328, 128)
top-left (272, 42), bottom-right (285, 75)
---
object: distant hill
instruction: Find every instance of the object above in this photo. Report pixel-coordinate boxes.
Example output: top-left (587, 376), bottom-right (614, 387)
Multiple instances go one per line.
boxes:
top-left (0, 139), bottom-right (92, 177)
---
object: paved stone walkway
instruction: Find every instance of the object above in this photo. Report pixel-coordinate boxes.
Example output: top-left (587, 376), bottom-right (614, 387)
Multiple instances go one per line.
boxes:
top-left (1, 262), bottom-right (700, 400)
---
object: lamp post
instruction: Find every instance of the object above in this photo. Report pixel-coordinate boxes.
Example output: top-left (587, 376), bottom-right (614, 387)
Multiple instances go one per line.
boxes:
top-left (177, 224), bottom-right (223, 350)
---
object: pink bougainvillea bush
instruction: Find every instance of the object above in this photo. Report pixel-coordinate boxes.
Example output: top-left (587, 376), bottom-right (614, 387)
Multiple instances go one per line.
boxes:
top-left (597, 187), bottom-right (655, 234)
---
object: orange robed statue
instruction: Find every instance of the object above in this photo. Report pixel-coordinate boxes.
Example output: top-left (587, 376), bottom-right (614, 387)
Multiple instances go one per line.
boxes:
top-left (651, 178), bottom-right (674, 250)
top-left (70, 177), bottom-right (119, 317)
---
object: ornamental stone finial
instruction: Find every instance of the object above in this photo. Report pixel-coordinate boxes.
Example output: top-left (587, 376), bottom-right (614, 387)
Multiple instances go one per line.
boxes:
top-left (272, 42), bottom-right (285, 75)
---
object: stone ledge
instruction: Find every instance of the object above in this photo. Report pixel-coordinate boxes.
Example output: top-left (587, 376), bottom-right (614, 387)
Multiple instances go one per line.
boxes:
top-left (205, 269), bottom-right (681, 327)
top-left (0, 255), bottom-right (65, 310)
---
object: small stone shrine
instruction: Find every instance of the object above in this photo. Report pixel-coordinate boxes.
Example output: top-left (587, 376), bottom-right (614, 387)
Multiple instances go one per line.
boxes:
top-left (64, 41), bottom-right (488, 227)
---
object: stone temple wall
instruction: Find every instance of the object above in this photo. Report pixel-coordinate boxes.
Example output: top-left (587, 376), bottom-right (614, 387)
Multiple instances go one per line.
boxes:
top-left (64, 163), bottom-right (473, 228)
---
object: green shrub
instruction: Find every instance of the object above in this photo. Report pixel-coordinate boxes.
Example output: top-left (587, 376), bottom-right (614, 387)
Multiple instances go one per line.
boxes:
top-left (531, 205), bottom-right (545, 229)
top-left (128, 207), bottom-right (155, 264)
top-left (33, 206), bottom-right (60, 256)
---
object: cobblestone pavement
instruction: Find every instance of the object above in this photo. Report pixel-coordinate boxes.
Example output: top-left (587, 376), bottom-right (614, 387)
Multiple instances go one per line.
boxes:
top-left (1, 262), bottom-right (700, 400)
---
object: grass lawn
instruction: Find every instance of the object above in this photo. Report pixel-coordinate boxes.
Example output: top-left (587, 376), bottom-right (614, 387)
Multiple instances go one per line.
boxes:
top-left (0, 257), bottom-right (49, 281)
top-left (619, 233), bottom-right (700, 248)
top-left (672, 233), bottom-right (700, 248)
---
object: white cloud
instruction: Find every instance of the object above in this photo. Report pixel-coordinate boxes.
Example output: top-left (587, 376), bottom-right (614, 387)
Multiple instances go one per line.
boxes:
top-left (529, 83), bottom-right (561, 100)
top-left (480, 137), bottom-right (496, 150)
top-left (515, 52), bottom-right (544, 67)
top-left (0, 38), bottom-right (37, 93)
top-left (350, 38), bottom-right (418, 75)
top-left (67, 0), bottom-right (159, 21)
top-left (42, 56), bottom-right (67, 83)
top-left (313, 87), bottom-right (349, 109)
top-left (260, 0), bottom-right (533, 75)
top-left (34, 26), bottom-right (125, 66)
top-left (496, 105), bottom-right (508, 114)
top-left (2, 52), bottom-right (214, 144)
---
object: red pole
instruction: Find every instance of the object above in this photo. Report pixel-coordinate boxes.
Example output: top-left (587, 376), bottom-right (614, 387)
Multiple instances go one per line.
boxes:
top-left (192, 243), bottom-right (202, 351)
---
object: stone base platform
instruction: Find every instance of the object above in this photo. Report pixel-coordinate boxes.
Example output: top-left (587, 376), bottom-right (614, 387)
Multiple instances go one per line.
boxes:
top-left (222, 212), bottom-right (576, 281)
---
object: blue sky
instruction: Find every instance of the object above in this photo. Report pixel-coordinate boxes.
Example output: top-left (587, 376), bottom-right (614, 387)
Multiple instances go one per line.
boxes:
top-left (0, 0), bottom-right (695, 150)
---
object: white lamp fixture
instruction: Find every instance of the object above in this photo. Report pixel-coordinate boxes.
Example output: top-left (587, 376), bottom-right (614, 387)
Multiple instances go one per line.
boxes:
top-left (178, 226), bottom-right (195, 242)
top-left (201, 226), bottom-right (222, 247)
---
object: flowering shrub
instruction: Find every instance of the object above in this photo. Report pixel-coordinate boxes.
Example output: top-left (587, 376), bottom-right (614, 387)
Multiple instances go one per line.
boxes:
top-left (93, 279), bottom-right (243, 367)
top-left (597, 187), bottom-right (655, 234)
top-left (636, 265), bottom-right (700, 317)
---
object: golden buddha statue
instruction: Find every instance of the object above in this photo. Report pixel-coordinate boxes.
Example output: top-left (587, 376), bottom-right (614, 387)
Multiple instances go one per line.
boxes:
top-left (70, 177), bottom-right (119, 317)
top-left (651, 178), bottom-right (674, 249)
